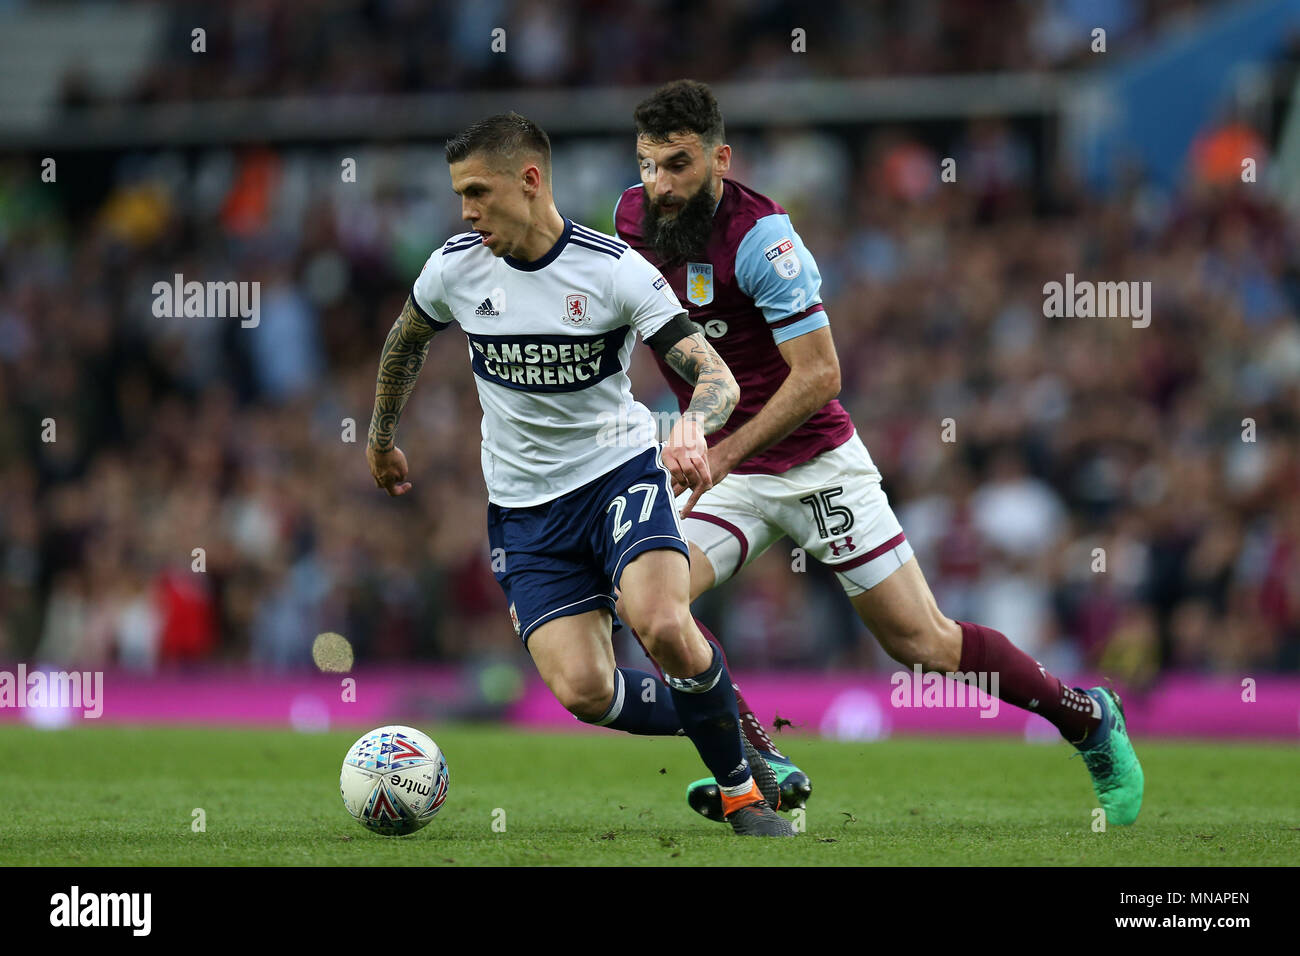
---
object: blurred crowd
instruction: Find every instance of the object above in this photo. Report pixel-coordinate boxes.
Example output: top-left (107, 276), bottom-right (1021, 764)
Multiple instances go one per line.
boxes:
top-left (58, 0), bottom-right (1219, 108)
top-left (1, 104), bottom-right (1298, 678)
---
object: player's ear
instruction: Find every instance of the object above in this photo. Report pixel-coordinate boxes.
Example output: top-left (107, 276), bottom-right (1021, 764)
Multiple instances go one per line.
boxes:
top-left (714, 143), bottom-right (731, 176)
top-left (521, 162), bottom-right (543, 196)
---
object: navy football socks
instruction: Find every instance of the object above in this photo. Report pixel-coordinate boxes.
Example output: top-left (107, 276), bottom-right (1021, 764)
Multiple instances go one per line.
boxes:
top-left (586, 647), bottom-right (760, 794)
top-left (593, 668), bottom-right (684, 736)
top-left (664, 644), bottom-right (750, 790)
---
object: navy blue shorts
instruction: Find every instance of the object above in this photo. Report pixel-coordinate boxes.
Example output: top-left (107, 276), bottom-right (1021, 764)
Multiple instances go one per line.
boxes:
top-left (488, 445), bottom-right (689, 644)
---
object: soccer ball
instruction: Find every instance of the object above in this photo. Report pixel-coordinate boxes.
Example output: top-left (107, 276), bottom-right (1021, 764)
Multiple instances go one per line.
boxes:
top-left (340, 725), bottom-right (449, 836)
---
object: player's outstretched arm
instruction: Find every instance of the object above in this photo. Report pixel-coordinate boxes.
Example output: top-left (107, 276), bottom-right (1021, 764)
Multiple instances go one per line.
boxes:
top-left (659, 330), bottom-right (739, 515)
top-left (709, 324), bottom-right (840, 481)
top-left (366, 295), bottom-right (439, 496)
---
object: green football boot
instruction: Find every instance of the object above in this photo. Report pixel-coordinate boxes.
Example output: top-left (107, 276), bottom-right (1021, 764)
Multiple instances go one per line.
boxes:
top-left (687, 740), bottom-right (812, 823)
top-left (1077, 686), bottom-right (1145, 826)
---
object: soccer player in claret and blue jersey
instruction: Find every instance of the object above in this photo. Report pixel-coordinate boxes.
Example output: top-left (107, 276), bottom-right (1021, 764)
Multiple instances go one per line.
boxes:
top-left (366, 112), bottom-right (795, 836)
top-left (614, 80), bottom-right (1145, 826)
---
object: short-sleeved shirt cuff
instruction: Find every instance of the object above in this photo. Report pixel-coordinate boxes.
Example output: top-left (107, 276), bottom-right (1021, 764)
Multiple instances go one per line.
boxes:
top-left (769, 304), bottom-right (827, 344)
top-left (410, 285), bottom-right (453, 329)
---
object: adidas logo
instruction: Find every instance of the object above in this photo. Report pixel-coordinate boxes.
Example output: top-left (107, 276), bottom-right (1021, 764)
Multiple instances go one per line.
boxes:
top-left (474, 297), bottom-right (500, 316)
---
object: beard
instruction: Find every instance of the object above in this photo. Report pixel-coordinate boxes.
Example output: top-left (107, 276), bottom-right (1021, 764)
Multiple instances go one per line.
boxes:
top-left (641, 182), bottom-right (717, 267)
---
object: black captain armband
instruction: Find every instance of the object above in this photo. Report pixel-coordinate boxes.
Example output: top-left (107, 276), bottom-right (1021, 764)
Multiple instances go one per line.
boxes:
top-left (646, 313), bottom-right (702, 357)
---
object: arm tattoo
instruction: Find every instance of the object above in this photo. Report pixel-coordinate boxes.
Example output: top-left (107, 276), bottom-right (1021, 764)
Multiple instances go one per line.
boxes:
top-left (663, 332), bottom-right (738, 435)
top-left (367, 296), bottom-right (438, 452)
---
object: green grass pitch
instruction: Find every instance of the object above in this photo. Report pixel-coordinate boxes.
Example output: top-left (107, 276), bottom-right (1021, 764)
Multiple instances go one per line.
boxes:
top-left (1, 725), bottom-right (1297, 866)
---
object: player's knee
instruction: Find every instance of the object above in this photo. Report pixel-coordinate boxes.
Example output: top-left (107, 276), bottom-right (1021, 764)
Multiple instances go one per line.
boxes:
top-left (628, 606), bottom-right (695, 671)
top-left (553, 669), bottom-right (616, 722)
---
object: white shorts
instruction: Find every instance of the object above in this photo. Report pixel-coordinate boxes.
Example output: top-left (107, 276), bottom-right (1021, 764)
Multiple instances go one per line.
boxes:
top-left (679, 432), bottom-right (914, 596)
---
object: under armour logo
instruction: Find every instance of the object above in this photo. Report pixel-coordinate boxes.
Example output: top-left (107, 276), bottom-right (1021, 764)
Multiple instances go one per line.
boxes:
top-left (828, 535), bottom-right (856, 556)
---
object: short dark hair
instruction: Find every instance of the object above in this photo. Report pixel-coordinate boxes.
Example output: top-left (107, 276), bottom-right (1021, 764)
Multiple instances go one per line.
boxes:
top-left (444, 112), bottom-right (551, 177)
top-left (634, 80), bottom-right (725, 147)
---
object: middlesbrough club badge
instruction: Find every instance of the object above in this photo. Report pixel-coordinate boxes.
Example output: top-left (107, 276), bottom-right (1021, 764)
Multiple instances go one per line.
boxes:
top-left (563, 293), bottom-right (590, 326)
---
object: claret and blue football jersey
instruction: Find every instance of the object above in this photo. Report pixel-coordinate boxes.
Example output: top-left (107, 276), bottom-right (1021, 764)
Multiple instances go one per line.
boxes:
top-left (615, 179), bottom-right (855, 475)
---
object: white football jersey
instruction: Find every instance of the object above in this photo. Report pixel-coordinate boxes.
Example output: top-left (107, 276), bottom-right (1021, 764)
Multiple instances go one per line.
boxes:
top-left (411, 218), bottom-right (688, 507)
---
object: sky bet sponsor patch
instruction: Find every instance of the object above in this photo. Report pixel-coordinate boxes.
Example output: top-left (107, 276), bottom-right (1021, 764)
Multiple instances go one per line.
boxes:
top-left (764, 237), bottom-right (801, 279)
top-left (653, 273), bottom-right (680, 307)
top-left (466, 328), bottom-right (626, 392)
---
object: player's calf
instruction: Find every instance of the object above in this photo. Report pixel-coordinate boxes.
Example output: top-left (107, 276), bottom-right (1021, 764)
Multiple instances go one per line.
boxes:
top-left (583, 667), bottom-right (686, 736)
top-left (854, 559), bottom-right (1102, 740)
top-left (874, 617), bottom-right (963, 675)
top-left (546, 667), bottom-right (617, 723)
top-left (618, 610), bottom-right (793, 761)
top-left (530, 620), bottom-right (683, 734)
top-left (851, 564), bottom-right (962, 674)
top-left (855, 563), bottom-right (1143, 820)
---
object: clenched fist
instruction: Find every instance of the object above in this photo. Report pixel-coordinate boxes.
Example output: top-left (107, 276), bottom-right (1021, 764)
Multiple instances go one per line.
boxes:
top-left (367, 443), bottom-right (413, 496)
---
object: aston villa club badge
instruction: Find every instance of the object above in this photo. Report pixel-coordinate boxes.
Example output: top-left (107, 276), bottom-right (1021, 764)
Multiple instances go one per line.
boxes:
top-left (563, 293), bottom-right (590, 325)
top-left (686, 262), bottom-right (714, 306)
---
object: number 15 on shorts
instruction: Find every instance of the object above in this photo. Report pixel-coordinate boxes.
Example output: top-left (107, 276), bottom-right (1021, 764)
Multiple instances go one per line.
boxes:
top-left (799, 486), bottom-right (854, 539)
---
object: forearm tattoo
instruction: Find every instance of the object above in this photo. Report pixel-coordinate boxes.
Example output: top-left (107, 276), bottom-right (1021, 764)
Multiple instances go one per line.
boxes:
top-left (368, 296), bottom-right (438, 452)
top-left (663, 332), bottom-right (738, 435)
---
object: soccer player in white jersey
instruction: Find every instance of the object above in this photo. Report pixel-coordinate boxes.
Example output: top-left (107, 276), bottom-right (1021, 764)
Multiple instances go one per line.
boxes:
top-left (614, 81), bottom-right (1144, 827)
top-left (366, 113), bottom-right (794, 836)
